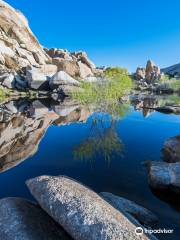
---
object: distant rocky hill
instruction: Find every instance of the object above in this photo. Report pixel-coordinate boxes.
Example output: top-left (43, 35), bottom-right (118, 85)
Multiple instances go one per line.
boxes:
top-left (0, 0), bottom-right (101, 94)
top-left (161, 63), bottom-right (180, 77)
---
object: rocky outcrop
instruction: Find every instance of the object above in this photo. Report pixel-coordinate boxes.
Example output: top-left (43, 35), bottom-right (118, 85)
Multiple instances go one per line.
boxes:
top-left (0, 1), bottom-right (98, 94)
top-left (135, 67), bottom-right (146, 81)
top-left (0, 198), bottom-right (71, 240)
top-left (147, 161), bottom-right (180, 193)
top-left (49, 71), bottom-right (80, 90)
top-left (135, 60), bottom-right (161, 84)
top-left (45, 48), bottom-right (96, 79)
top-left (26, 65), bottom-right (57, 90)
top-left (145, 60), bottom-right (161, 83)
top-left (26, 175), bottom-right (156, 240)
top-left (0, 0), bottom-right (49, 71)
top-left (100, 192), bottom-right (158, 227)
top-left (161, 63), bottom-right (180, 77)
top-left (163, 135), bottom-right (180, 162)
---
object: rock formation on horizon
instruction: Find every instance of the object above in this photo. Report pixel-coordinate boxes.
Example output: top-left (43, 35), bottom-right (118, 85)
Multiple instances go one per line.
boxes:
top-left (135, 60), bottom-right (161, 84)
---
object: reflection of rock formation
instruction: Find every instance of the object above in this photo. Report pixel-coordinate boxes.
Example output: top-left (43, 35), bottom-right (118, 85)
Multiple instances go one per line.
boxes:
top-left (131, 95), bottom-right (158, 117)
top-left (0, 98), bottom-right (92, 172)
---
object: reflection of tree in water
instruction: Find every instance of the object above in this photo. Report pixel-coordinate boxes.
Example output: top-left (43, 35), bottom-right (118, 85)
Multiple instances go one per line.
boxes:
top-left (73, 104), bottom-right (130, 163)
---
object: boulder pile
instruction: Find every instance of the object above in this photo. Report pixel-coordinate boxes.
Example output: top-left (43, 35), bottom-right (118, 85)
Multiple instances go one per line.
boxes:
top-left (147, 135), bottom-right (180, 194)
top-left (135, 60), bottom-right (161, 84)
top-left (0, 0), bottom-right (100, 95)
top-left (0, 175), bottom-right (158, 240)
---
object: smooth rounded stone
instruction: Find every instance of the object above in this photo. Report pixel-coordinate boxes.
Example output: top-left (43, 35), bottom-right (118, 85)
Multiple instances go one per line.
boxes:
top-left (163, 135), bottom-right (180, 162)
top-left (26, 175), bottom-right (156, 240)
top-left (100, 192), bottom-right (158, 227)
top-left (147, 161), bottom-right (180, 193)
top-left (49, 71), bottom-right (80, 90)
top-left (0, 197), bottom-right (71, 240)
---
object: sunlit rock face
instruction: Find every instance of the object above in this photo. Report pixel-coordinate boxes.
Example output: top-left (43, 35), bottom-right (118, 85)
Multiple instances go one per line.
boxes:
top-left (0, 99), bottom-right (92, 172)
top-left (0, 0), bottom-right (49, 71)
top-left (45, 48), bottom-right (96, 79)
top-left (135, 60), bottom-right (161, 84)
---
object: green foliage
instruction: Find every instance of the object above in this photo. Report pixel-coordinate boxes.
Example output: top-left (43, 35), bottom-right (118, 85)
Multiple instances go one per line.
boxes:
top-left (168, 80), bottom-right (180, 90)
top-left (168, 94), bottom-right (180, 105)
top-left (0, 87), bottom-right (10, 103)
top-left (158, 94), bottom-right (180, 106)
top-left (72, 67), bottom-right (132, 118)
top-left (160, 74), bottom-right (170, 83)
top-left (159, 75), bottom-right (180, 91)
top-left (104, 67), bottom-right (129, 79)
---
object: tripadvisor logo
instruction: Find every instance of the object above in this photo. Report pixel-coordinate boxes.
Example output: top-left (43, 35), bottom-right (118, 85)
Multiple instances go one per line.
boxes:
top-left (135, 227), bottom-right (174, 236)
top-left (135, 227), bottom-right (144, 235)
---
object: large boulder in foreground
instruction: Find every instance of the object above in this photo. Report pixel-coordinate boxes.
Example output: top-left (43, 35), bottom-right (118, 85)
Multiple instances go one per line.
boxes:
top-left (0, 0), bottom-right (49, 70)
top-left (26, 175), bottom-right (155, 240)
top-left (147, 161), bottom-right (180, 193)
top-left (162, 135), bottom-right (180, 162)
top-left (0, 198), bottom-right (71, 240)
top-left (100, 192), bottom-right (158, 227)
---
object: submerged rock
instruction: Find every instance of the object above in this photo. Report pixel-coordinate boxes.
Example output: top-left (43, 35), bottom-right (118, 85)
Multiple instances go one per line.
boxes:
top-left (147, 161), bottom-right (180, 193)
top-left (163, 135), bottom-right (180, 162)
top-left (100, 192), bottom-right (158, 227)
top-left (0, 197), bottom-right (71, 240)
top-left (26, 175), bottom-right (156, 240)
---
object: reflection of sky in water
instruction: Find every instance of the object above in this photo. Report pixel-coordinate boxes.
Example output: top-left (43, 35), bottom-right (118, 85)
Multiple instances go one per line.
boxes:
top-left (0, 107), bottom-right (179, 240)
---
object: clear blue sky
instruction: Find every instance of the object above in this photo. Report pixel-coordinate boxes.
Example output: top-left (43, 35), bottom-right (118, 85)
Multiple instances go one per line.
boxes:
top-left (6, 0), bottom-right (180, 71)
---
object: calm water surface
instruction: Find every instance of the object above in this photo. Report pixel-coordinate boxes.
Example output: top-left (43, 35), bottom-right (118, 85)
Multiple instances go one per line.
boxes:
top-left (0, 98), bottom-right (180, 240)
